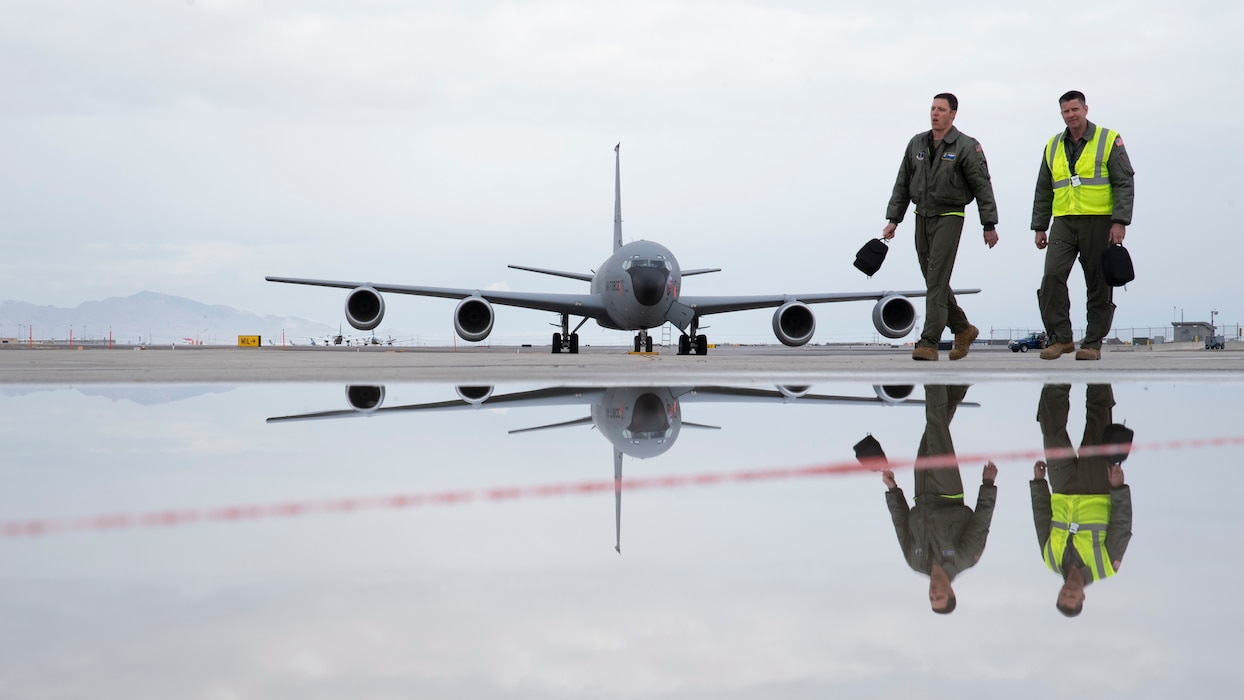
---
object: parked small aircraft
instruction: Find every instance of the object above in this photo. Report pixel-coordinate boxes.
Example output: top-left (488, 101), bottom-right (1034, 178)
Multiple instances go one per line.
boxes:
top-left (267, 384), bottom-right (955, 553)
top-left (267, 145), bottom-right (978, 354)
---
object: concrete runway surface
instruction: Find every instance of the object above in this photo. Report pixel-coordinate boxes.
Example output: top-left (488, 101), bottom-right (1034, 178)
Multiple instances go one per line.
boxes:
top-left (2, 344), bottom-right (1242, 384)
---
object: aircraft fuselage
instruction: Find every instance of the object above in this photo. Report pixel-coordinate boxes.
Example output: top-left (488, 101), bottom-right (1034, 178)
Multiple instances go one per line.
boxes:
top-left (591, 241), bottom-right (681, 332)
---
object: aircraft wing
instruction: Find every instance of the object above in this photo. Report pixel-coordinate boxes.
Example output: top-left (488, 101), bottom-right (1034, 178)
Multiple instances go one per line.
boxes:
top-left (267, 387), bottom-right (609, 424)
top-left (678, 288), bottom-right (980, 316)
top-left (266, 276), bottom-right (608, 318)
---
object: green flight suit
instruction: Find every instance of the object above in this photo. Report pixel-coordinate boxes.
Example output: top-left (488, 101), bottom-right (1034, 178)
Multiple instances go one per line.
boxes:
top-left (1031, 383), bottom-right (1134, 583)
top-left (1031, 122), bottom-right (1136, 350)
top-left (885, 385), bottom-right (997, 580)
top-left (887, 127), bottom-right (999, 349)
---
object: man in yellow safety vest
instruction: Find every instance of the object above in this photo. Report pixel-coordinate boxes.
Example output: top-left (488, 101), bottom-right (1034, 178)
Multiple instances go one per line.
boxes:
top-left (1031, 90), bottom-right (1135, 362)
top-left (1030, 384), bottom-right (1134, 616)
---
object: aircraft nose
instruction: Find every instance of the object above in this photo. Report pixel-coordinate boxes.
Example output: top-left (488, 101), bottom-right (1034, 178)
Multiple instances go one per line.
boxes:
top-left (627, 266), bottom-right (669, 306)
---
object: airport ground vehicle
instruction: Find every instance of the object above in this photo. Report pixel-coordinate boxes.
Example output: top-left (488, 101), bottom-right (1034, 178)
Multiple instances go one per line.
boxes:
top-left (1009, 332), bottom-right (1047, 353)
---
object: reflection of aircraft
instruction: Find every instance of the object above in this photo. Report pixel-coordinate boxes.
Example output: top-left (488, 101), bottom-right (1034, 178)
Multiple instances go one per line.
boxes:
top-left (269, 384), bottom-right (953, 553)
top-left (267, 145), bottom-right (979, 355)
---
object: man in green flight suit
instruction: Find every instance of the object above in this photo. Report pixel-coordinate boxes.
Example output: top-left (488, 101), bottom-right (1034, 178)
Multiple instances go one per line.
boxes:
top-left (883, 93), bottom-right (1000, 362)
top-left (880, 385), bottom-right (998, 614)
top-left (1031, 383), bottom-right (1134, 617)
top-left (1031, 90), bottom-right (1136, 361)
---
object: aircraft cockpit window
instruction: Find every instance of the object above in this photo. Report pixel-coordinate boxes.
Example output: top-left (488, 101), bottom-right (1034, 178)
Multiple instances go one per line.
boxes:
top-left (621, 259), bottom-right (672, 271)
top-left (622, 429), bottom-right (674, 440)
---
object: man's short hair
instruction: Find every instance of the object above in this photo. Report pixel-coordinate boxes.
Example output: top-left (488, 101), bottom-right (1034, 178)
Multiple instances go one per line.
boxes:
top-left (932, 593), bottom-right (957, 615)
top-left (933, 92), bottom-right (959, 111)
top-left (1059, 90), bottom-right (1087, 107)
top-left (1056, 600), bottom-right (1083, 617)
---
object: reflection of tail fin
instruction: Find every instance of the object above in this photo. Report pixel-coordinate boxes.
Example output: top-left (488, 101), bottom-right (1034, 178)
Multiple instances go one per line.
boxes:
top-left (614, 449), bottom-right (623, 555)
top-left (613, 143), bottom-right (623, 253)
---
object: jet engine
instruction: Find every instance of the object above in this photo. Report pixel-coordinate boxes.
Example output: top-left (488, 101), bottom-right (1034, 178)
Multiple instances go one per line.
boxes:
top-left (872, 385), bottom-right (915, 405)
top-left (775, 385), bottom-right (812, 399)
top-left (871, 294), bottom-right (917, 339)
top-left (455, 385), bottom-right (495, 405)
top-left (345, 286), bottom-right (385, 331)
top-left (345, 385), bottom-right (386, 413)
top-left (772, 301), bottom-right (816, 347)
top-left (454, 296), bottom-right (494, 342)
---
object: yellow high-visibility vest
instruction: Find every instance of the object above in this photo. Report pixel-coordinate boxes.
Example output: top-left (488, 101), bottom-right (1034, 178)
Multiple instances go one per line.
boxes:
top-left (1044, 494), bottom-right (1117, 581)
top-left (1046, 126), bottom-right (1117, 217)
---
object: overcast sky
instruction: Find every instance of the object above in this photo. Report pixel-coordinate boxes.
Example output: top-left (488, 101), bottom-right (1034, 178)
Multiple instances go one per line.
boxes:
top-left (2, 1), bottom-right (1240, 344)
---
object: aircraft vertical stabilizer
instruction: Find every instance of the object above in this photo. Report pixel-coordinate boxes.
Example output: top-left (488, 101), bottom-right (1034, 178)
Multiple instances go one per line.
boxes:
top-left (613, 143), bottom-right (623, 252)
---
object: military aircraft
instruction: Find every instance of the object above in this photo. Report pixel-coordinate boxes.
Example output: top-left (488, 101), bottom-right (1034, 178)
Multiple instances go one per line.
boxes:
top-left (268, 383), bottom-right (952, 553)
top-left (267, 144), bottom-right (978, 354)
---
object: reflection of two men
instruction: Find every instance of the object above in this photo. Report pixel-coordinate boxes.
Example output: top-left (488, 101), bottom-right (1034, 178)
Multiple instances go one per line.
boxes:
top-left (1031, 384), bottom-right (1133, 617)
top-left (871, 385), bottom-right (997, 614)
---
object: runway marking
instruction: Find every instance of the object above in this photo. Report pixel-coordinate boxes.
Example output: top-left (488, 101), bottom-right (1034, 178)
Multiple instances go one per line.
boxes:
top-left (4, 434), bottom-right (1243, 539)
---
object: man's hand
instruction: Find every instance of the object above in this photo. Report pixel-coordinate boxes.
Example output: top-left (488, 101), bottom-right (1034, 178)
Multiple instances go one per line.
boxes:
top-left (1035, 231), bottom-right (1048, 250)
top-left (882, 222), bottom-right (897, 241)
top-left (983, 229), bottom-right (999, 249)
top-left (983, 461), bottom-right (998, 482)
top-left (1108, 464), bottom-right (1125, 487)
top-left (1033, 460), bottom-right (1047, 480)
top-left (1109, 223), bottom-right (1127, 245)
top-left (882, 469), bottom-right (897, 489)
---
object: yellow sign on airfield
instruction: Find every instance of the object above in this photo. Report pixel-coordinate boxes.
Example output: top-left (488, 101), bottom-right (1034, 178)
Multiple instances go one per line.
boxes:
top-left (237, 335), bottom-right (261, 347)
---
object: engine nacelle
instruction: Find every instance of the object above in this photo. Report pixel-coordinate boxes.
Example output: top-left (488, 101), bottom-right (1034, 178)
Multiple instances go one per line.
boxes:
top-left (872, 294), bottom-right (917, 339)
top-left (345, 385), bottom-right (386, 413)
top-left (454, 296), bottom-right (494, 342)
top-left (455, 386), bottom-right (495, 405)
top-left (772, 301), bottom-right (816, 347)
top-left (775, 385), bottom-right (812, 399)
top-left (345, 286), bottom-right (385, 331)
top-left (873, 384), bottom-right (915, 405)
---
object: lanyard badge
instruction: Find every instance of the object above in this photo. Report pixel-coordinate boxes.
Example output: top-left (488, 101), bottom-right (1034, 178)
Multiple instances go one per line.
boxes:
top-left (1070, 173), bottom-right (1082, 187)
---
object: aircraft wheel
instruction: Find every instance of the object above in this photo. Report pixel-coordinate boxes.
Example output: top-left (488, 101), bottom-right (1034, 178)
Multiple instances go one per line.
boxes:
top-left (1018, 345), bottom-right (1027, 353)
top-left (633, 335), bottom-right (642, 352)
top-left (645, 336), bottom-right (653, 352)
top-left (678, 335), bottom-right (690, 355)
top-left (569, 333), bottom-right (579, 354)
top-left (552, 332), bottom-right (562, 353)
top-left (695, 334), bottom-right (708, 355)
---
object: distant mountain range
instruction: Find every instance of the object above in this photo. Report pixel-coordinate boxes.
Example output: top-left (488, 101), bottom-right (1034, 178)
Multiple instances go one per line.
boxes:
top-left (0, 291), bottom-right (340, 345)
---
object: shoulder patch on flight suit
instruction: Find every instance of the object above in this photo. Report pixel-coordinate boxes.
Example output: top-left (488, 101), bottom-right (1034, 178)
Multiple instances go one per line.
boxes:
top-left (1115, 135), bottom-right (1124, 147)
top-left (941, 152), bottom-right (956, 161)
top-left (975, 143), bottom-right (983, 153)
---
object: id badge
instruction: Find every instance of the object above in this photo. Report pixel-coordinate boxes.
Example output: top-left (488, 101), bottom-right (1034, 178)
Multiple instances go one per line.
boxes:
top-left (1070, 173), bottom-right (1082, 187)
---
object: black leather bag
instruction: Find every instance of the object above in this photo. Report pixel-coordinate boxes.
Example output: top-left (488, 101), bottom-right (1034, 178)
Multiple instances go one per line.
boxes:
top-left (1101, 244), bottom-right (1135, 287)
top-left (853, 434), bottom-right (888, 470)
top-left (854, 238), bottom-right (888, 277)
top-left (1100, 423), bottom-right (1135, 464)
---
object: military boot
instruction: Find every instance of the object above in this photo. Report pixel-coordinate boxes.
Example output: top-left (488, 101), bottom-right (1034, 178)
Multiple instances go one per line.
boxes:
top-left (1039, 342), bottom-right (1076, 360)
top-left (911, 346), bottom-right (938, 361)
top-left (948, 325), bottom-right (979, 361)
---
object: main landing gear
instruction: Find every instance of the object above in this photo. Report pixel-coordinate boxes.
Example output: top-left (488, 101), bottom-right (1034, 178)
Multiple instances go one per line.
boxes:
top-left (552, 313), bottom-right (588, 354)
top-left (676, 319), bottom-right (709, 355)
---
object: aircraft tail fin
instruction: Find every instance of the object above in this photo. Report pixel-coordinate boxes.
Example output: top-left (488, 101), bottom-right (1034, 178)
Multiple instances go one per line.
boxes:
top-left (613, 143), bottom-right (623, 253)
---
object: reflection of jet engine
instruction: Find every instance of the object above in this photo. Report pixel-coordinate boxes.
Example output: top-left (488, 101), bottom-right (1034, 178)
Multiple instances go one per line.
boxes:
top-left (871, 294), bottom-right (917, 339)
top-left (772, 301), bottom-right (816, 347)
top-left (455, 385), bottom-right (495, 405)
top-left (873, 384), bottom-right (914, 405)
top-left (346, 286), bottom-right (385, 331)
top-left (454, 296), bottom-right (494, 342)
top-left (775, 385), bottom-right (811, 399)
top-left (345, 385), bottom-right (386, 413)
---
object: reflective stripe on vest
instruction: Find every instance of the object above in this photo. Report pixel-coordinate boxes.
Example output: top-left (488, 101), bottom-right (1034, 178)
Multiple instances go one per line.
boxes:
top-left (1044, 494), bottom-right (1117, 581)
top-left (1046, 126), bottom-right (1116, 217)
